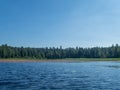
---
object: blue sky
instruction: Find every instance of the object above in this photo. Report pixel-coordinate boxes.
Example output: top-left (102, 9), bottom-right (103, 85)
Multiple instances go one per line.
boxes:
top-left (0, 0), bottom-right (120, 48)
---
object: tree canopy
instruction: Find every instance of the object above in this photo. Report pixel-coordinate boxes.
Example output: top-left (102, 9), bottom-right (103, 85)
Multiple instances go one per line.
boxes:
top-left (0, 44), bottom-right (120, 59)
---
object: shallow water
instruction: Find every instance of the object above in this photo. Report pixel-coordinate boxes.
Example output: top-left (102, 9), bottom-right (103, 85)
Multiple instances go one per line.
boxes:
top-left (0, 61), bottom-right (120, 90)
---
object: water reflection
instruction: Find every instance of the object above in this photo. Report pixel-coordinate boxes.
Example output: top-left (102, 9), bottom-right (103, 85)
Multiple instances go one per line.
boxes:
top-left (106, 65), bottom-right (120, 69)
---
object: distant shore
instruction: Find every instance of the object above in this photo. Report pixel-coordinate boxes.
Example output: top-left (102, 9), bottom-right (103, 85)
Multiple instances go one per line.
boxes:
top-left (0, 58), bottom-right (120, 62)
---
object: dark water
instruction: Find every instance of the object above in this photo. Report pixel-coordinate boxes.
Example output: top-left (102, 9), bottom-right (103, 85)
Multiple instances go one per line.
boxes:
top-left (0, 61), bottom-right (120, 90)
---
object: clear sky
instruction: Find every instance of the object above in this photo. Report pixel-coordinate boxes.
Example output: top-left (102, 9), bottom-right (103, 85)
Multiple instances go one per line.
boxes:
top-left (0, 0), bottom-right (120, 48)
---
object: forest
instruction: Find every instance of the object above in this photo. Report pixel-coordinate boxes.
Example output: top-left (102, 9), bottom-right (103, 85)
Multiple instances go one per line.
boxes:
top-left (0, 44), bottom-right (120, 59)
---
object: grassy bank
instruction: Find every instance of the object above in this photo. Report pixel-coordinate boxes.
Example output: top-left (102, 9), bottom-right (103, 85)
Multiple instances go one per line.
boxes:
top-left (0, 58), bottom-right (120, 62)
top-left (65, 58), bottom-right (120, 61)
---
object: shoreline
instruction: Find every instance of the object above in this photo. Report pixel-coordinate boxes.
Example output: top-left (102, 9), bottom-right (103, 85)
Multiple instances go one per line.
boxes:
top-left (0, 58), bottom-right (120, 62)
top-left (0, 59), bottom-right (87, 62)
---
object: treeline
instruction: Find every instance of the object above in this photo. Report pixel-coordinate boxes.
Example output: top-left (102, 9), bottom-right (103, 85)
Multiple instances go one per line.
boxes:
top-left (0, 44), bottom-right (120, 59)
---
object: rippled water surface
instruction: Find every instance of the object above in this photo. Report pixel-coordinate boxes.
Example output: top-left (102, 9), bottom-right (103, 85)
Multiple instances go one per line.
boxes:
top-left (0, 61), bottom-right (120, 90)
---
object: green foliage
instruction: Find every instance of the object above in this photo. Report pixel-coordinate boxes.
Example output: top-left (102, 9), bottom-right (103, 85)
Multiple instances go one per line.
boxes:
top-left (0, 44), bottom-right (120, 59)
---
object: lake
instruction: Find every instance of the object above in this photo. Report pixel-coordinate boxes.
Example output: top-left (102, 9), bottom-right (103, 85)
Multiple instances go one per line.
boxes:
top-left (0, 61), bottom-right (120, 90)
